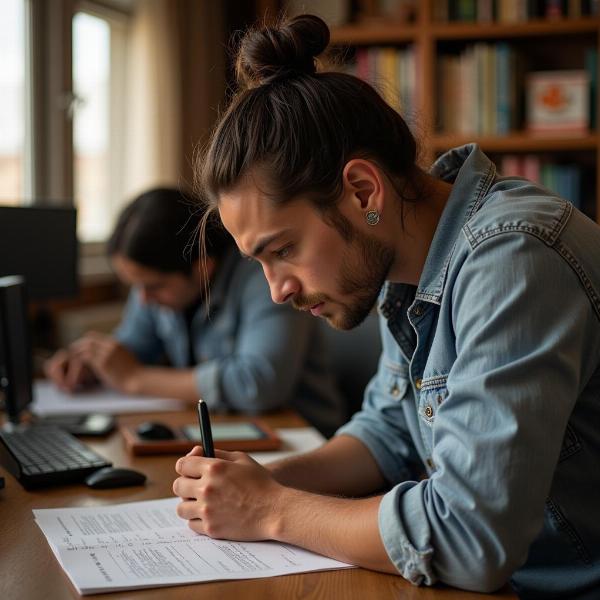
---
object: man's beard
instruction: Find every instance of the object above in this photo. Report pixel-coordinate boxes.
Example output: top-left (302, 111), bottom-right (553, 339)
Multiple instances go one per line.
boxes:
top-left (293, 228), bottom-right (394, 330)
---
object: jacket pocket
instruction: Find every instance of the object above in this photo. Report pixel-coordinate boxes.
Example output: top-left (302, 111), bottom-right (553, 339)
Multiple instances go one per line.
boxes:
top-left (383, 361), bottom-right (409, 402)
top-left (418, 374), bottom-right (449, 427)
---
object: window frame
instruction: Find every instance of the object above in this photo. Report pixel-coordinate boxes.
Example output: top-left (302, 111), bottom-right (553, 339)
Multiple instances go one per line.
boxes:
top-left (28, 0), bottom-right (132, 281)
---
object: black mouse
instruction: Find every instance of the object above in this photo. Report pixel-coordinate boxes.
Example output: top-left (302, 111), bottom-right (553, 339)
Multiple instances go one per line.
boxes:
top-left (85, 467), bottom-right (146, 489)
top-left (136, 421), bottom-right (176, 440)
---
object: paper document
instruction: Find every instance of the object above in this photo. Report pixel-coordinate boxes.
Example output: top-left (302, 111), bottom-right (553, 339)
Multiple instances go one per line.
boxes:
top-left (32, 381), bottom-right (186, 416)
top-left (34, 497), bottom-right (352, 595)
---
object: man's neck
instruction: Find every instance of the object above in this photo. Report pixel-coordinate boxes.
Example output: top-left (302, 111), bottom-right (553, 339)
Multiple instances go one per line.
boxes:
top-left (387, 173), bottom-right (453, 285)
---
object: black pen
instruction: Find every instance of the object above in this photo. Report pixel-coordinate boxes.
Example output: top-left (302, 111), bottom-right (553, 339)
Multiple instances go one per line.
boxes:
top-left (197, 399), bottom-right (215, 458)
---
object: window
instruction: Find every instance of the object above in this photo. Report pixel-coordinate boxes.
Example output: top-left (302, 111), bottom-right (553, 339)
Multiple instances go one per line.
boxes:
top-left (73, 7), bottom-right (128, 243)
top-left (0, 0), bottom-right (29, 204)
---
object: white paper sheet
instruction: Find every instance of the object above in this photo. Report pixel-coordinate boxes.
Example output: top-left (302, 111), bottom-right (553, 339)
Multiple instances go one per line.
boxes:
top-left (31, 381), bottom-right (186, 416)
top-left (34, 497), bottom-right (352, 594)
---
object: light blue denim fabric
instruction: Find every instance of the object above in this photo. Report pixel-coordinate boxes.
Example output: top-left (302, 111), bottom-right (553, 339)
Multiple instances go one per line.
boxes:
top-left (115, 249), bottom-right (344, 436)
top-left (337, 144), bottom-right (600, 597)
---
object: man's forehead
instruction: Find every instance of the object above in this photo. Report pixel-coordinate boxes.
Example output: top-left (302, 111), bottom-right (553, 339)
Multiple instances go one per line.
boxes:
top-left (219, 183), bottom-right (310, 254)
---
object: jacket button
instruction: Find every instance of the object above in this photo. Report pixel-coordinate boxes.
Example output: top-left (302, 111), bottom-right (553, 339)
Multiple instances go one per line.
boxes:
top-left (413, 305), bottom-right (423, 316)
top-left (415, 378), bottom-right (422, 390)
top-left (391, 384), bottom-right (400, 397)
top-left (424, 405), bottom-right (434, 418)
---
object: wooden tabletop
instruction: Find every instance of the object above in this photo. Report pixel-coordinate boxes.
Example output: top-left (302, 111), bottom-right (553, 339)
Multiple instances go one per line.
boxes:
top-left (0, 409), bottom-right (516, 600)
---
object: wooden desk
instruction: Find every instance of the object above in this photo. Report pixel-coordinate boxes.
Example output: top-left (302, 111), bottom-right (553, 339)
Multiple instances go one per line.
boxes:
top-left (0, 409), bottom-right (516, 600)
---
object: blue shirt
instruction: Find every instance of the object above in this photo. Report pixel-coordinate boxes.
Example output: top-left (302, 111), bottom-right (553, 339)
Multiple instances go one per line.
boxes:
top-left (115, 250), bottom-right (344, 436)
top-left (337, 144), bottom-right (600, 596)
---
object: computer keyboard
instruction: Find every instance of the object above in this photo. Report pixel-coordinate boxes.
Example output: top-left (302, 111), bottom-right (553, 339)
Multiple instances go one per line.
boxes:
top-left (0, 425), bottom-right (111, 489)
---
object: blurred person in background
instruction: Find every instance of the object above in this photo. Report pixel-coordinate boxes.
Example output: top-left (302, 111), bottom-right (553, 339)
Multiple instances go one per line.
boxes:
top-left (45, 187), bottom-right (344, 436)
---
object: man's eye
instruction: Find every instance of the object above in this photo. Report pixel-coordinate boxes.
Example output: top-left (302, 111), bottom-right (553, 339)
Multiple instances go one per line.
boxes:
top-left (275, 245), bottom-right (292, 259)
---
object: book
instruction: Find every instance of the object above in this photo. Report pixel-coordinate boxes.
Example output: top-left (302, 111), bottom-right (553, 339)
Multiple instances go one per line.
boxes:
top-left (526, 70), bottom-right (590, 132)
top-left (585, 49), bottom-right (597, 129)
top-left (34, 496), bottom-right (353, 595)
top-left (496, 42), bottom-right (514, 134)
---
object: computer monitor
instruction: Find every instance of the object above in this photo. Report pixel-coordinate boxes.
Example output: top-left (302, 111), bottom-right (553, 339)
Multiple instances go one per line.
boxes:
top-left (0, 205), bottom-right (78, 301)
top-left (0, 276), bottom-right (33, 424)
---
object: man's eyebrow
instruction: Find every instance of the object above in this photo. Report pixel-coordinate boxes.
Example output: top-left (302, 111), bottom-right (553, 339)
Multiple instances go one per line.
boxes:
top-left (243, 231), bottom-right (287, 259)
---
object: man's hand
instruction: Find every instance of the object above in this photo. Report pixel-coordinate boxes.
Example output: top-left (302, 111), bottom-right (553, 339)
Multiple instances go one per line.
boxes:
top-left (44, 348), bottom-right (97, 392)
top-left (70, 332), bottom-right (143, 394)
top-left (173, 446), bottom-right (285, 540)
top-left (171, 446), bottom-right (395, 573)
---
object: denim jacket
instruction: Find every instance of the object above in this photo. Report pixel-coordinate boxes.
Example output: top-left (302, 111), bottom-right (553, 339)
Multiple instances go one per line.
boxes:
top-left (337, 144), bottom-right (600, 597)
top-left (115, 250), bottom-right (344, 436)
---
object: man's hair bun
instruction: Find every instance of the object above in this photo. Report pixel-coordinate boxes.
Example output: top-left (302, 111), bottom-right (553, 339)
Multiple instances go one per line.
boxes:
top-left (235, 14), bottom-right (330, 89)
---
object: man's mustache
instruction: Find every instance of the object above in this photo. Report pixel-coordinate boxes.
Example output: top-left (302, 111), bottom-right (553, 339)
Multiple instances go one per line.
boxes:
top-left (292, 293), bottom-right (328, 311)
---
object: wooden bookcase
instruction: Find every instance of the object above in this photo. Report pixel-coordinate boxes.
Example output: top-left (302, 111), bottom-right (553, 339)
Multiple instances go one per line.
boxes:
top-left (253, 1), bottom-right (600, 221)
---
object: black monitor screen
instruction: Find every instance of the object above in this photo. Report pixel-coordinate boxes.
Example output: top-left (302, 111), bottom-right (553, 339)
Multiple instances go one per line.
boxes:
top-left (0, 205), bottom-right (78, 300)
top-left (0, 276), bottom-right (33, 422)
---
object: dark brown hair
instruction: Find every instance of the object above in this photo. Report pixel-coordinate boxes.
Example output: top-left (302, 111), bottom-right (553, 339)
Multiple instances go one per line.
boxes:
top-left (197, 13), bottom-right (420, 232)
top-left (108, 188), bottom-right (233, 276)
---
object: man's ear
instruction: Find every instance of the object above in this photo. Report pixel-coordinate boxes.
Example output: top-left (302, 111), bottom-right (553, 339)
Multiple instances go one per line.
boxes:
top-left (342, 159), bottom-right (384, 214)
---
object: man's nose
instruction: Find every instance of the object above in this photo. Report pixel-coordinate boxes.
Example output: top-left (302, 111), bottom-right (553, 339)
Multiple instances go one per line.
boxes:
top-left (265, 268), bottom-right (299, 304)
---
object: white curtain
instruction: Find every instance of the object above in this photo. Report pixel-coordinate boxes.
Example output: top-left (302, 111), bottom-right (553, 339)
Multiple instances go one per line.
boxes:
top-left (123, 0), bottom-right (181, 199)
top-left (122, 0), bottom-right (225, 203)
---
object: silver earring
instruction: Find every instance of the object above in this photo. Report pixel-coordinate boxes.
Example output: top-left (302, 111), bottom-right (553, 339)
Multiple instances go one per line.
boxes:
top-left (365, 210), bottom-right (380, 226)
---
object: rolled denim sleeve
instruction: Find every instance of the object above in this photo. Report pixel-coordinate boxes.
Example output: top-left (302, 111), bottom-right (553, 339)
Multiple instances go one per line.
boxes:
top-left (378, 232), bottom-right (595, 592)
top-left (113, 290), bottom-right (165, 364)
top-left (195, 268), bottom-right (314, 413)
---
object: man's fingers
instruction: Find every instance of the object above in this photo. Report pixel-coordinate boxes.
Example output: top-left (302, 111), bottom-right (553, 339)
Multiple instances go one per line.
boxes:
top-left (44, 351), bottom-right (70, 386)
top-left (70, 337), bottom-right (94, 353)
top-left (46, 361), bottom-right (67, 387)
top-left (186, 446), bottom-right (204, 457)
top-left (214, 449), bottom-right (234, 460)
top-left (172, 476), bottom-right (200, 499)
top-left (176, 499), bottom-right (202, 520)
top-left (176, 450), bottom-right (245, 473)
top-left (176, 456), bottom-right (211, 477)
top-left (188, 518), bottom-right (206, 535)
top-left (65, 358), bottom-right (87, 390)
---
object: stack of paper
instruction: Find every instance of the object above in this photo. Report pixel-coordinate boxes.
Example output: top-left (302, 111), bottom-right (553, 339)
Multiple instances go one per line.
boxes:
top-left (34, 497), bottom-right (353, 595)
top-left (32, 381), bottom-right (186, 415)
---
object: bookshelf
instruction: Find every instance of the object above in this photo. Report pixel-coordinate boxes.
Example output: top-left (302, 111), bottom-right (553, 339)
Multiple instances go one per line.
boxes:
top-left (255, 1), bottom-right (600, 221)
top-left (256, 0), bottom-right (600, 223)
top-left (332, 0), bottom-right (600, 222)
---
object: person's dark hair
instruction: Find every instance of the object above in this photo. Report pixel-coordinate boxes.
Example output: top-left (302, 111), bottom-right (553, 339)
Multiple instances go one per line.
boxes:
top-left (108, 188), bottom-right (233, 275)
top-left (197, 13), bottom-right (420, 237)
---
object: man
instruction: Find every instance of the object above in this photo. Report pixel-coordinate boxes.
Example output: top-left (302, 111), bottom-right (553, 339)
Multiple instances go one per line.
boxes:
top-left (172, 15), bottom-right (600, 598)
top-left (45, 187), bottom-right (344, 436)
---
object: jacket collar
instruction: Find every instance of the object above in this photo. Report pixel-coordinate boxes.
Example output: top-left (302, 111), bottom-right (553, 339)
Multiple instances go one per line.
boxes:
top-left (381, 144), bottom-right (496, 310)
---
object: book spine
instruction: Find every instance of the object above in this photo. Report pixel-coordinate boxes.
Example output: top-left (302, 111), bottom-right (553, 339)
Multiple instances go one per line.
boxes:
top-left (501, 154), bottom-right (523, 176)
top-left (356, 48), bottom-right (369, 82)
top-left (496, 43), bottom-right (510, 134)
top-left (586, 48), bottom-right (597, 130)
top-left (523, 154), bottom-right (541, 182)
top-left (458, 0), bottom-right (477, 19)
top-left (477, 0), bottom-right (494, 21)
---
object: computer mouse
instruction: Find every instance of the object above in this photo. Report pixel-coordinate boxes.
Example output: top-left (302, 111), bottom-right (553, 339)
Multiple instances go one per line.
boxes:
top-left (85, 467), bottom-right (147, 489)
top-left (136, 421), bottom-right (176, 441)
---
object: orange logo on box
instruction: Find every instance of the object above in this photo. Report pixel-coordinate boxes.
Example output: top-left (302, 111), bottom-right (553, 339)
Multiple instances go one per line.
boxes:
top-left (539, 85), bottom-right (569, 112)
